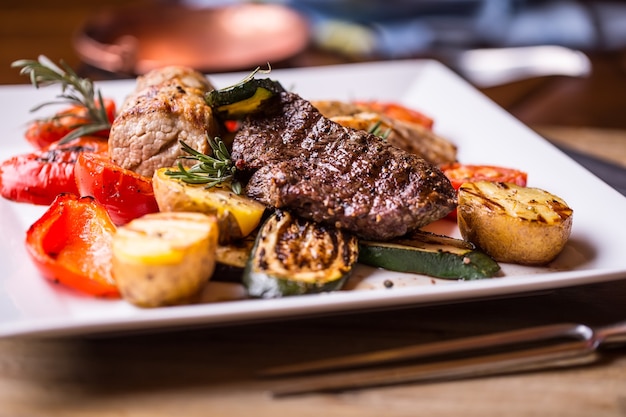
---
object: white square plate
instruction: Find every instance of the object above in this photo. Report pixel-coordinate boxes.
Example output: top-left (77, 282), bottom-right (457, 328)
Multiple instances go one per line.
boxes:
top-left (1, 60), bottom-right (625, 339)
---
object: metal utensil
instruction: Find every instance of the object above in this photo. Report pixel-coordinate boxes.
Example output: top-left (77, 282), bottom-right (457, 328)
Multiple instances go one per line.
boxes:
top-left (261, 320), bottom-right (626, 397)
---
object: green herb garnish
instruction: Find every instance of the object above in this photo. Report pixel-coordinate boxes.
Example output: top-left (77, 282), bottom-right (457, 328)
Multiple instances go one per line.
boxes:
top-left (11, 55), bottom-right (111, 143)
top-left (165, 136), bottom-right (242, 194)
top-left (368, 120), bottom-right (391, 139)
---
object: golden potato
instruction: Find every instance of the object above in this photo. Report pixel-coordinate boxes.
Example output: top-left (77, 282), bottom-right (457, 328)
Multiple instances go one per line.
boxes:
top-left (152, 167), bottom-right (266, 243)
top-left (457, 181), bottom-right (573, 265)
top-left (112, 212), bottom-right (219, 307)
top-left (216, 234), bottom-right (256, 269)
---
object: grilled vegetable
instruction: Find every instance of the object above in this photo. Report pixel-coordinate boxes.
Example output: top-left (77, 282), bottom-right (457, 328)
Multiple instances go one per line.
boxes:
top-left (216, 234), bottom-right (256, 269)
top-left (205, 68), bottom-right (285, 119)
top-left (112, 212), bottom-right (219, 308)
top-left (440, 163), bottom-right (528, 191)
top-left (153, 167), bottom-right (265, 243)
top-left (25, 194), bottom-right (119, 297)
top-left (440, 163), bottom-right (528, 219)
top-left (75, 152), bottom-right (159, 226)
top-left (358, 230), bottom-right (500, 280)
top-left (457, 181), bottom-right (573, 265)
top-left (12, 55), bottom-right (115, 144)
top-left (211, 235), bottom-right (256, 283)
top-left (243, 210), bottom-right (359, 298)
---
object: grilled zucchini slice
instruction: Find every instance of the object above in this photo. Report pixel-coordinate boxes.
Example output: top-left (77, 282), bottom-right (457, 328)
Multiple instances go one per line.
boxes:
top-left (359, 230), bottom-right (500, 280)
top-left (457, 181), bottom-right (573, 265)
top-left (205, 73), bottom-right (285, 119)
top-left (243, 211), bottom-right (359, 298)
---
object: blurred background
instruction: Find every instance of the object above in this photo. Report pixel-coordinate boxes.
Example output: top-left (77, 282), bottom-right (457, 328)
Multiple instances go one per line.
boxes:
top-left (1, 0), bottom-right (625, 173)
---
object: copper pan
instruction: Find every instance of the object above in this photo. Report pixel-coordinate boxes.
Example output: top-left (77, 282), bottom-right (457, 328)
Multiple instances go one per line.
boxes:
top-left (73, 3), bottom-right (310, 75)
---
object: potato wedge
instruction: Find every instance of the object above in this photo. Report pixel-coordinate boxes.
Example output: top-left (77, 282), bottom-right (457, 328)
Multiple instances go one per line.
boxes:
top-left (457, 181), bottom-right (573, 265)
top-left (152, 167), bottom-right (266, 243)
top-left (112, 212), bottom-right (219, 307)
top-left (216, 234), bottom-right (256, 269)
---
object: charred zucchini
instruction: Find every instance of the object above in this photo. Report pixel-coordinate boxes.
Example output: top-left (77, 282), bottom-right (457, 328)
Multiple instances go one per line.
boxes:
top-left (243, 211), bottom-right (359, 298)
top-left (358, 230), bottom-right (500, 280)
top-left (205, 68), bottom-right (285, 118)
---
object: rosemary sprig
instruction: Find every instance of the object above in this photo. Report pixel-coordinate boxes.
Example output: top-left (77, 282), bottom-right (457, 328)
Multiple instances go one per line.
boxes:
top-left (223, 64), bottom-right (272, 91)
top-left (368, 120), bottom-right (391, 139)
top-left (11, 55), bottom-right (112, 143)
top-left (165, 136), bottom-right (242, 194)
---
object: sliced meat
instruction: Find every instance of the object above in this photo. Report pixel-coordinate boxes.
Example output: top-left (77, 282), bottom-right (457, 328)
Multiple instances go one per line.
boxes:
top-left (119, 65), bottom-right (214, 111)
top-left (109, 66), bottom-right (218, 178)
top-left (233, 92), bottom-right (456, 241)
top-left (312, 100), bottom-right (458, 165)
top-left (134, 65), bottom-right (213, 92)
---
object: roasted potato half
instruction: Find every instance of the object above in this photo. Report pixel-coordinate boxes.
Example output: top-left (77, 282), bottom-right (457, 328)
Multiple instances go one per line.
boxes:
top-left (457, 181), bottom-right (573, 265)
top-left (152, 167), bottom-right (266, 243)
top-left (112, 212), bottom-right (219, 308)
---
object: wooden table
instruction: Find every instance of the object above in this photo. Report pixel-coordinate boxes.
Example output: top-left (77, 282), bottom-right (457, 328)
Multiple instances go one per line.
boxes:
top-left (2, 1), bottom-right (626, 416)
top-left (0, 278), bottom-right (625, 416)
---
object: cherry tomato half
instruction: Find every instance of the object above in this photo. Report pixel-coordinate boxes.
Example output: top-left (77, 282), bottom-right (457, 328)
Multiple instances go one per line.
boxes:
top-left (0, 136), bottom-right (109, 205)
top-left (440, 163), bottom-right (528, 220)
top-left (25, 194), bottom-right (119, 297)
top-left (74, 153), bottom-right (159, 225)
top-left (440, 163), bottom-right (528, 190)
top-left (24, 98), bottom-right (116, 149)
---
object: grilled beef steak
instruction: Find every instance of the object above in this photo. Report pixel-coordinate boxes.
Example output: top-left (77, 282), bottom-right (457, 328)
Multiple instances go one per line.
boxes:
top-left (232, 91), bottom-right (456, 241)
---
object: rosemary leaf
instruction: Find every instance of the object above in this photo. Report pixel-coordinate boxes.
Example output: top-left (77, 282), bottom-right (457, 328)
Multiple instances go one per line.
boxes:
top-left (165, 136), bottom-right (242, 194)
top-left (11, 55), bottom-right (112, 144)
top-left (368, 121), bottom-right (391, 139)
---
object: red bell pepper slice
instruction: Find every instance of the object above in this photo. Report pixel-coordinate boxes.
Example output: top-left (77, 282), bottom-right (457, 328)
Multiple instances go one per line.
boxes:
top-left (74, 153), bottom-right (159, 225)
top-left (0, 136), bottom-right (108, 205)
top-left (25, 193), bottom-right (120, 297)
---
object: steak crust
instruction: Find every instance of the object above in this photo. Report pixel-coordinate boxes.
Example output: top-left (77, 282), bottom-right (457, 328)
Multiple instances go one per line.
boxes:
top-left (232, 92), bottom-right (456, 240)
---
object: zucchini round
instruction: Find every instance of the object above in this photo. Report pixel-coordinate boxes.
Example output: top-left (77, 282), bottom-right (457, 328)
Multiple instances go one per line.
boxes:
top-left (243, 211), bottom-right (359, 298)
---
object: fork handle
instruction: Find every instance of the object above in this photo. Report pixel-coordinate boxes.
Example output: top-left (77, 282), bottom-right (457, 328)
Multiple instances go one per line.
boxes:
top-left (598, 320), bottom-right (626, 346)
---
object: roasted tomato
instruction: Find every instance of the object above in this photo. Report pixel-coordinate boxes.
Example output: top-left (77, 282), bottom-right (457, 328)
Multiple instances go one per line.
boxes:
top-left (75, 153), bottom-right (159, 225)
top-left (440, 163), bottom-right (528, 220)
top-left (355, 101), bottom-right (434, 129)
top-left (0, 136), bottom-right (108, 205)
top-left (24, 98), bottom-right (116, 149)
top-left (440, 163), bottom-right (528, 190)
top-left (25, 193), bottom-right (119, 297)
